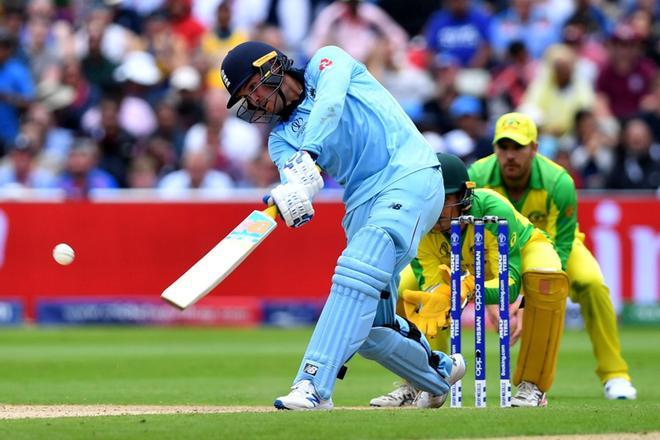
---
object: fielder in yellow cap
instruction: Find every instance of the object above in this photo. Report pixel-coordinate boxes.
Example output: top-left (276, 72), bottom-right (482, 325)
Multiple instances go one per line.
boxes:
top-left (468, 112), bottom-right (637, 401)
top-left (492, 112), bottom-right (538, 146)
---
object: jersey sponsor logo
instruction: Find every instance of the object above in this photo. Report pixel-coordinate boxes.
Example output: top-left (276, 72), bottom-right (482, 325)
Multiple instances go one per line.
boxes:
top-left (319, 58), bottom-right (333, 71)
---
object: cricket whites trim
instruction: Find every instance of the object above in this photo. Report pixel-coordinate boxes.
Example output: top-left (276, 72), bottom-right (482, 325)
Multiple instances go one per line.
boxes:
top-left (161, 205), bottom-right (278, 310)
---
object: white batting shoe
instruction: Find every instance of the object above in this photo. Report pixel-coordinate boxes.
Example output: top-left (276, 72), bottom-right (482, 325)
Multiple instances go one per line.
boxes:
top-left (604, 378), bottom-right (637, 400)
top-left (413, 389), bottom-right (447, 408)
top-left (447, 353), bottom-right (466, 385)
top-left (511, 381), bottom-right (548, 407)
top-left (414, 354), bottom-right (466, 409)
top-left (274, 380), bottom-right (334, 410)
top-left (370, 382), bottom-right (418, 407)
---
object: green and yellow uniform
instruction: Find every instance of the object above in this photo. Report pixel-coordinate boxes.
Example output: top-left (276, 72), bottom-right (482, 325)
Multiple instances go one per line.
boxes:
top-left (399, 188), bottom-right (567, 392)
top-left (409, 188), bottom-right (534, 305)
top-left (469, 153), bottom-right (630, 384)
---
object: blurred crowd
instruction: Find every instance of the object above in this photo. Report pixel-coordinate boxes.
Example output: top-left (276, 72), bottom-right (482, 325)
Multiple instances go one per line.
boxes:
top-left (0, 0), bottom-right (658, 198)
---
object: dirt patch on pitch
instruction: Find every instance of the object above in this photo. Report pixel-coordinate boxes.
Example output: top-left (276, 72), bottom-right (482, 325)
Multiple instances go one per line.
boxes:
top-left (0, 405), bottom-right (278, 419)
top-left (0, 404), bottom-right (395, 419)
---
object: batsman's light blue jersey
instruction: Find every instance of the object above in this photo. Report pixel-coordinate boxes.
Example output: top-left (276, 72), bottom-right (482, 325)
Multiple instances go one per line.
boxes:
top-left (268, 46), bottom-right (439, 212)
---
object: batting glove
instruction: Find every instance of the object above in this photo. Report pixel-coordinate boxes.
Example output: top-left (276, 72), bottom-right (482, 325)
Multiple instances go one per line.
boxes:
top-left (270, 183), bottom-right (314, 228)
top-left (282, 151), bottom-right (324, 199)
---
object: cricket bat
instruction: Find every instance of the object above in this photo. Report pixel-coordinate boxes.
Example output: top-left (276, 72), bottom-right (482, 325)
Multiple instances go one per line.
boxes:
top-left (161, 205), bottom-right (279, 310)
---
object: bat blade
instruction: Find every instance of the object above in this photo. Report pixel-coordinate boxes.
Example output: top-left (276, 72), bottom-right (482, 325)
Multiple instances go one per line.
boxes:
top-left (161, 207), bottom-right (278, 310)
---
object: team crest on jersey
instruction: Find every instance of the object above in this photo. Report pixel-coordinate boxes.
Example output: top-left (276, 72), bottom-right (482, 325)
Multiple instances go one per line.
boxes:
top-left (319, 58), bottom-right (333, 71)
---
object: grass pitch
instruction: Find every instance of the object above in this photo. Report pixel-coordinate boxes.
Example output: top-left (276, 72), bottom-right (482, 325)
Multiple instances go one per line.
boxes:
top-left (0, 326), bottom-right (658, 439)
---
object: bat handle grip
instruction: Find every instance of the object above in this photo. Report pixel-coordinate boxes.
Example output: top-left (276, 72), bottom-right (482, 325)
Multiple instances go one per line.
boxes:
top-left (263, 203), bottom-right (279, 219)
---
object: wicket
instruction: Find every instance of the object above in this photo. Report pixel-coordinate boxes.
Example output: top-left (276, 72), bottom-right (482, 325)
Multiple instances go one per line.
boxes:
top-left (449, 215), bottom-right (511, 408)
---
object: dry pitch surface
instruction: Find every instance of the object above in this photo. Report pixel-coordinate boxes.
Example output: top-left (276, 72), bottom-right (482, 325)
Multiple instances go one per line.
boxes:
top-left (0, 404), bottom-right (398, 419)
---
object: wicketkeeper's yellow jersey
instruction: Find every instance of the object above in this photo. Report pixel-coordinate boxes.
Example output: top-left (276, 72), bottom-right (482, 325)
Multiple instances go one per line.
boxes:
top-left (410, 188), bottom-right (534, 304)
top-left (468, 154), bottom-right (578, 270)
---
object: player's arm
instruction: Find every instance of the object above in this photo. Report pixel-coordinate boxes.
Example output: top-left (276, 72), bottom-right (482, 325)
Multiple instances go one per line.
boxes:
top-left (548, 173), bottom-right (577, 271)
top-left (300, 46), bottom-right (354, 158)
top-left (482, 204), bottom-right (523, 305)
top-left (409, 234), bottom-right (446, 291)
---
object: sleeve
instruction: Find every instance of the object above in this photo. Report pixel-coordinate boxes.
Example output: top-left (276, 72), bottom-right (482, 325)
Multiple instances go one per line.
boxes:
top-left (481, 201), bottom-right (523, 305)
top-left (268, 132), bottom-right (299, 181)
top-left (467, 159), bottom-right (493, 188)
top-left (301, 46), bottom-right (354, 158)
top-left (467, 163), bottom-right (480, 184)
top-left (548, 173), bottom-right (577, 270)
top-left (409, 235), bottom-right (448, 291)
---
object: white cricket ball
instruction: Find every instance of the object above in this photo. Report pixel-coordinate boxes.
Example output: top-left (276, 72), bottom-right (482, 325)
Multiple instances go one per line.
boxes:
top-left (52, 243), bottom-right (75, 266)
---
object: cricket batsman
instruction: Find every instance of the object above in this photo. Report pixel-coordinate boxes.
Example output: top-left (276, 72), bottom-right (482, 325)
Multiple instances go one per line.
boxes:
top-left (220, 41), bottom-right (465, 410)
top-left (466, 112), bottom-right (636, 400)
top-left (371, 153), bottom-right (569, 407)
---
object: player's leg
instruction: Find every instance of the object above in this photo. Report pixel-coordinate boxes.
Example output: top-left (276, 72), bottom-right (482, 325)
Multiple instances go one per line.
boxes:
top-left (371, 265), bottom-right (454, 407)
top-left (357, 169), bottom-right (463, 401)
top-left (275, 167), bottom-right (448, 409)
top-left (370, 264), bottom-right (421, 407)
top-left (566, 234), bottom-right (636, 399)
top-left (512, 230), bottom-right (569, 407)
top-left (274, 222), bottom-right (392, 410)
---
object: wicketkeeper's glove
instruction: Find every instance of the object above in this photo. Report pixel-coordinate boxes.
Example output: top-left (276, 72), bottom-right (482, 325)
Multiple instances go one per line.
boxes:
top-left (401, 265), bottom-right (475, 338)
top-left (438, 264), bottom-right (475, 304)
top-left (401, 284), bottom-right (452, 338)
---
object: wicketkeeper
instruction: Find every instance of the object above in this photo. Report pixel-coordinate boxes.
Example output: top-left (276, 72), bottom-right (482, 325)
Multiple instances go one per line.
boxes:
top-left (468, 112), bottom-right (636, 400)
top-left (371, 153), bottom-right (569, 407)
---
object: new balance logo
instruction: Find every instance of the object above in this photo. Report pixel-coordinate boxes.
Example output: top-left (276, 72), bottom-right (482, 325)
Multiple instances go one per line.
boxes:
top-left (389, 203), bottom-right (402, 210)
top-left (303, 363), bottom-right (318, 376)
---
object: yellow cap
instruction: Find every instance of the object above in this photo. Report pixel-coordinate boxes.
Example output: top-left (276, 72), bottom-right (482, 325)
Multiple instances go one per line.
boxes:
top-left (493, 112), bottom-right (538, 146)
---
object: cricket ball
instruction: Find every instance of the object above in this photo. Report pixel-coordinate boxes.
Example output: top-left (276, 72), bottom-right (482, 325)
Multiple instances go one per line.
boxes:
top-left (52, 243), bottom-right (75, 266)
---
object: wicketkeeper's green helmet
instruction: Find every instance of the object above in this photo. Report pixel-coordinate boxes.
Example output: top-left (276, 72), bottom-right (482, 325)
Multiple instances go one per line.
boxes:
top-left (436, 153), bottom-right (475, 209)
